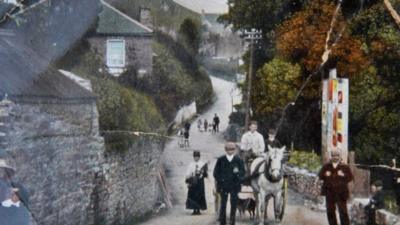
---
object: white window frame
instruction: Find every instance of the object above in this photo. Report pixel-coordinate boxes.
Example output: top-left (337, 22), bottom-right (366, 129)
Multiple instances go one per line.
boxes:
top-left (106, 39), bottom-right (126, 68)
top-left (3, 0), bottom-right (18, 4)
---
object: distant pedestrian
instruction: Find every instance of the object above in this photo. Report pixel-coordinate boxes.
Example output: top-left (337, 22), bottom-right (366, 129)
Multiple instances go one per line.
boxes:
top-left (213, 142), bottom-right (245, 225)
top-left (184, 129), bottom-right (190, 148)
top-left (197, 119), bottom-right (203, 132)
top-left (212, 122), bottom-right (217, 134)
top-left (185, 151), bottom-right (208, 215)
top-left (213, 114), bottom-right (220, 132)
top-left (365, 180), bottom-right (384, 225)
top-left (177, 128), bottom-right (184, 148)
top-left (319, 149), bottom-right (353, 225)
top-left (184, 121), bottom-right (191, 132)
top-left (204, 119), bottom-right (209, 133)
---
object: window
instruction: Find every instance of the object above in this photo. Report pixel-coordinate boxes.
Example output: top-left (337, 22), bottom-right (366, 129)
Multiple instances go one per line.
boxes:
top-left (106, 39), bottom-right (125, 68)
top-left (3, 0), bottom-right (18, 4)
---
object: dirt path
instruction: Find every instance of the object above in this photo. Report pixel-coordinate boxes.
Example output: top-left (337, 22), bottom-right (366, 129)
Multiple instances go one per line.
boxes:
top-left (138, 76), bottom-right (328, 225)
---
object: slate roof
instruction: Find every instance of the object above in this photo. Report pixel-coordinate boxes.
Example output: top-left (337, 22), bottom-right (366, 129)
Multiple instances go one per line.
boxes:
top-left (0, 3), bottom-right (13, 19)
top-left (0, 38), bottom-right (95, 102)
top-left (96, 0), bottom-right (152, 37)
top-left (0, 0), bottom-right (99, 102)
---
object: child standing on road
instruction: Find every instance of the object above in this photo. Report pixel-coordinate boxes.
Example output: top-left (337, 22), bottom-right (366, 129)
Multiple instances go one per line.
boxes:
top-left (197, 119), bottom-right (203, 132)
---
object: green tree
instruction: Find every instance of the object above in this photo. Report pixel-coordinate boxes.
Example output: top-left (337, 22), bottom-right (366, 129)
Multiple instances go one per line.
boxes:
top-left (253, 58), bottom-right (301, 115)
top-left (178, 18), bottom-right (201, 56)
top-left (218, 0), bottom-right (305, 33)
top-left (348, 3), bottom-right (400, 164)
top-left (350, 67), bottom-right (400, 164)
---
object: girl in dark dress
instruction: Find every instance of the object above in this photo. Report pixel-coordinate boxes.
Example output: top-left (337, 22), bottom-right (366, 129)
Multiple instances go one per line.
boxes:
top-left (185, 151), bottom-right (207, 215)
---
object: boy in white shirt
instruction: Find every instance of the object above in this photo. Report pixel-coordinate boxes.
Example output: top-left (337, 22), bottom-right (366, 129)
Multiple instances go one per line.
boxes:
top-left (240, 121), bottom-right (265, 170)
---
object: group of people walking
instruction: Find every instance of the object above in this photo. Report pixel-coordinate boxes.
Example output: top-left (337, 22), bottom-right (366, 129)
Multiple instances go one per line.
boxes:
top-left (179, 114), bottom-right (220, 148)
top-left (197, 114), bottom-right (220, 134)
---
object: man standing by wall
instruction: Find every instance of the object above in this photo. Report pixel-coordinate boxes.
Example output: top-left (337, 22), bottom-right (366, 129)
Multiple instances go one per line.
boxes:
top-left (319, 149), bottom-right (354, 225)
top-left (365, 180), bottom-right (385, 225)
top-left (213, 142), bottom-right (245, 225)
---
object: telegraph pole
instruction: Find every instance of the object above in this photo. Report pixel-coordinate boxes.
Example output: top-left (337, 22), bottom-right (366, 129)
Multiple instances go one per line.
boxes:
top-left (243, 29), bottom-right (262, 130)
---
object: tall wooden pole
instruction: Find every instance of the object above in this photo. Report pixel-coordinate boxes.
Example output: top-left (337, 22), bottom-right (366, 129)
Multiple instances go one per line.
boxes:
top-left (243, 29), bottom-right (261, 130)
top-left (384, 0), bottom-right (400, 28)
top-left (244, 38), bottom-right (254, 130)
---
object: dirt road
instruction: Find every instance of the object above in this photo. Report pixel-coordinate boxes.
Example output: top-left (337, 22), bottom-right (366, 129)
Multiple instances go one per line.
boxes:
top-left (139, 76), bottom-right (328, 225)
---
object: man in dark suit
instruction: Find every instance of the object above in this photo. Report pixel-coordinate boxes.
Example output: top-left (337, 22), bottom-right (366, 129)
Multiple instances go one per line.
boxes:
top-left (213, 142), bottom-right (245, 225)
top-left (213, 113), bottom-right (220, 132)
top-left (319, 149), bottom-right (353, 225)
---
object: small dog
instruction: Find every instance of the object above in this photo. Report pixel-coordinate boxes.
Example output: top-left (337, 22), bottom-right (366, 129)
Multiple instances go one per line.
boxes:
top-left (237, 198), bottom-right (256, 219)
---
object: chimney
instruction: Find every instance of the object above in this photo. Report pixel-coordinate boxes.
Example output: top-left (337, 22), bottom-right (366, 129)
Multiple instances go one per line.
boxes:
top-left (139, 7), bottom-right (153, 29)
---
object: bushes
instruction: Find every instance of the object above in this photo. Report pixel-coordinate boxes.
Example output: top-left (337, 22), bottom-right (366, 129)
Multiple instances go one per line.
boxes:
top-left (288, 150), bottom-right (322, 173)
top-left (118, 34), bottom-right (213, 121)
top-left (57, 46), bottom-right (165, 151)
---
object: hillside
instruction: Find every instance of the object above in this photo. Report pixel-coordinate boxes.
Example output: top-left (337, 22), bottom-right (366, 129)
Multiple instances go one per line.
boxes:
top-left (56, 41), bottom-right (166, 151)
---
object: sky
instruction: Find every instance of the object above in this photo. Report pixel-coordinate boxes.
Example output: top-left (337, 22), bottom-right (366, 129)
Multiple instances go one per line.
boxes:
top-left (173, 0), bottom-right (228, 14)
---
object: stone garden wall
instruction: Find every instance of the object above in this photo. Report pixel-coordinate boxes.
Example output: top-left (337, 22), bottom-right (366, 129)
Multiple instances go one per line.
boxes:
top-left (1, 98), bottom-right (166, 225)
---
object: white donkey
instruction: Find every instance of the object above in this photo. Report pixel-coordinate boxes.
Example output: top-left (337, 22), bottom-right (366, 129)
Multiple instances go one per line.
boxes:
top-left (250, 145), bottom-right (286, 224)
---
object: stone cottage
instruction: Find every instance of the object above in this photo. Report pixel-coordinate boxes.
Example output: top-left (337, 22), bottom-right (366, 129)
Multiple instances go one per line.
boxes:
top-left (0, 35), bottom-right (105, 225)
top-left (0, 1), bottom-right (168, 225)
top-left (89, 0), bottom-right (153, 77)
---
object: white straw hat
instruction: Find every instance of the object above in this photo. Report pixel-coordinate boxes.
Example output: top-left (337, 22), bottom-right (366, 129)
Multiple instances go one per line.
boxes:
top-left (0, 158), bottom-right (15, 176)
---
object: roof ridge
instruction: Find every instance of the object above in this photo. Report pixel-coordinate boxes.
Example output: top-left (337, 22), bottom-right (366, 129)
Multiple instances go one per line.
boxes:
top-left (100, 0), bottom-right (152, 33)
top-left (9, 0), bottom-right (49, 18)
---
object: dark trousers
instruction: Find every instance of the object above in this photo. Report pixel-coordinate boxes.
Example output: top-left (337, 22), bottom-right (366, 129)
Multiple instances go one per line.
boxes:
top-left (366, 209), bottom-right (377, 225)
top-left (219, 190), bottom-right (238, 225)
top-left (326, 195), bottom-right (350, 225)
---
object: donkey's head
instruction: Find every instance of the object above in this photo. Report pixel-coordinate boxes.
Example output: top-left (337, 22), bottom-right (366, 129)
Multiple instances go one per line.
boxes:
top-left (266, 145), bottom-right (286, 181)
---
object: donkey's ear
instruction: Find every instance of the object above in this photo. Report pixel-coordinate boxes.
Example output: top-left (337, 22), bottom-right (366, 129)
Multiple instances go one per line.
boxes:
top-left (268, 145), bottom-right (273, 152)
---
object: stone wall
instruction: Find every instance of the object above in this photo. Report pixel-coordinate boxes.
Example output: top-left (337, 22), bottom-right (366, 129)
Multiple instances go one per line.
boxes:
top-left (1, 98), bottom-right (166, 225)
top-left (88, 35), bottom-right (153, 76)
top-left (351, 198), bottom-right (400, 225)
top-left (91, 136), bottom-right (165, 225)
top-left (286, 165), bottom-right (322, 202)
top-left (4, 100), bottom-right (104, 225)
